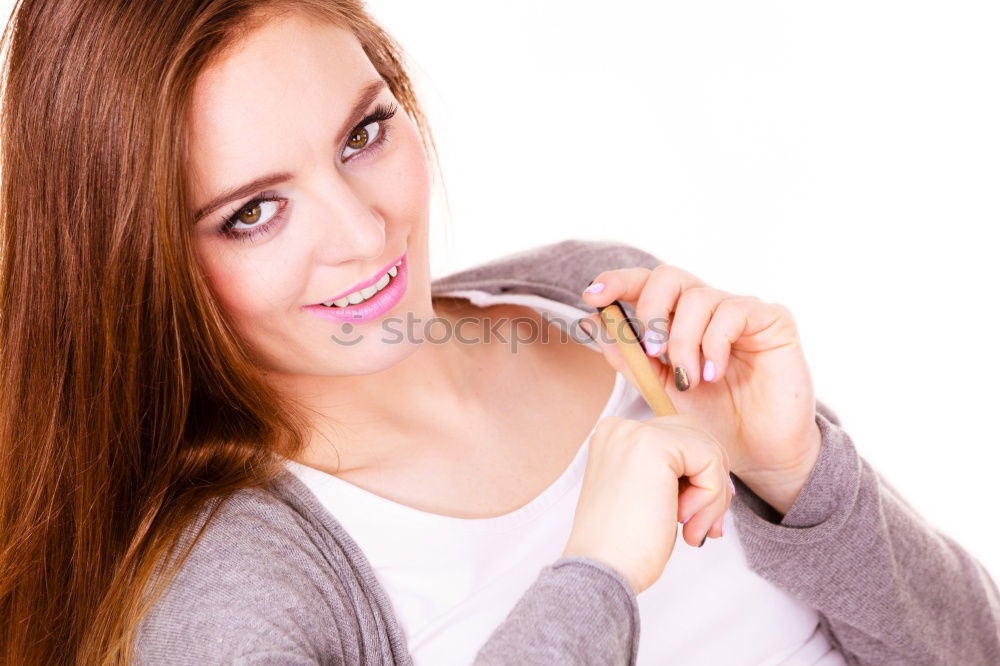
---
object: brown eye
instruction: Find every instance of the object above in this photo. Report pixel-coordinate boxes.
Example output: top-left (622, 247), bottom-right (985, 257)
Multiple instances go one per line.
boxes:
top-left (342, 121), bottom-right (381, 159)
top-left (225, 199), bottom-right (282, 233)
top-left (237, 203), bottom-right (262, 224)
top-left (347, 126), bottom-right (369, 150)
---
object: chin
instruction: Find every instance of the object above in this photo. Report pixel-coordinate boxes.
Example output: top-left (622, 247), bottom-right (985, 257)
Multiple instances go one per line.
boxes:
top-left (310, 333), bottom-right (423, 377)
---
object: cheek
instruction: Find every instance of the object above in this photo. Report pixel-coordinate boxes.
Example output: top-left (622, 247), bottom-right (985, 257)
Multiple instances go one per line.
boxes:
top-left (381, 120), bottom-right (431, 217)
top-left (194, 239), bottom-right (303, 327)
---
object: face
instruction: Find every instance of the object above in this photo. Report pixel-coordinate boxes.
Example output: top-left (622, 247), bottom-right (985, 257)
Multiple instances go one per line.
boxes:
top-left (187, 13), bottom-right (434, 378)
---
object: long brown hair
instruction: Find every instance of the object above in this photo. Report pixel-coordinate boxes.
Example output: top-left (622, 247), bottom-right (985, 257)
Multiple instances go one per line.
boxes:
top-left (0, 1), bottom-right (439, 663)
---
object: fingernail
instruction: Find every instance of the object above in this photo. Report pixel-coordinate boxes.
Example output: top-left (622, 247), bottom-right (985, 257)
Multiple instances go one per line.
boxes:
top-left (681, 515), bottom-right (691, 525)
top-left (703, 359), bottom-right (715, 382)
top-left (674, 366), bottom-right (690, 391)
top-left (729, 477), bottom-right (736, 496)
top-left (584, 281), bottom-right (605, 294)
top-left (579, 319), bottom-right (597, 342)
top-left (643, 330), bottom-right (665, 356)
top-left (699, 533), bottom-right (707, 547)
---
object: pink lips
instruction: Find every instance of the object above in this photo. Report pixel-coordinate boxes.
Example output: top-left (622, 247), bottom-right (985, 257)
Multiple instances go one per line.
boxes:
top-left (316, 251), bottom-right (407, 305)
top-left (301, 252), bottom-right (408, 324)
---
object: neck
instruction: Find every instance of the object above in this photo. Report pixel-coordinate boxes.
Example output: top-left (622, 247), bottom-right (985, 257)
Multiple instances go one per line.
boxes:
top-left (277, 296), bottom-right (520, 475)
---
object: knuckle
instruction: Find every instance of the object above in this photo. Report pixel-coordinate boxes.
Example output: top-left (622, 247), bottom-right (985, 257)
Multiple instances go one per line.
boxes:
top-left (592, 415), bottom-right (635, 444)
top-left (593, 415), bottom-right (622, 435)
top-left (654, 263), bottom-right (703, 286)
top-left (622, 266), bottom-right (652, 285)
top-left (711, 439), bottom-right (730, 468)
top-left (631, 421), bottom-right (662, 445)
top-left (687, 286), bottom-right (715, 304)
top-left (715, 298), bottom-right (741, 315)
top-left (666, 332), bottom-right (691, 352)
top-left (770, 301), bottom-right (795, 319)
top-left (704, 448), bottom-right (725, 473)
top-left (635, 420), bottom-right (673, 445)
top-left (651, 263), bottom-right (679, 277)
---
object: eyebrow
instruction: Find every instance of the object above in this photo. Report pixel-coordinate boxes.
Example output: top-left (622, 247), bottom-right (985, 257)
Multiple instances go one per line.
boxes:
top-left (193, 77), bottom-right (389, 223)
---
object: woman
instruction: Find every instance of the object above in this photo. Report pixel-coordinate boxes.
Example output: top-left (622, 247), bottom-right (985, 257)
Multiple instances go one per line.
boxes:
top-left (0, 1), bottom-right (997, 664)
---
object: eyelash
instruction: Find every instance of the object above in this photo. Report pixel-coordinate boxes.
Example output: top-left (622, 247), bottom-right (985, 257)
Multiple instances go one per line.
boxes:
top-left (217, 102), bottom-right (398, 243)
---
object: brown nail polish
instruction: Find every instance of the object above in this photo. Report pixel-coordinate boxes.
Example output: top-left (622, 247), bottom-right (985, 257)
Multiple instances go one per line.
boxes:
top-left (675, 366), bottom-right (690, 391)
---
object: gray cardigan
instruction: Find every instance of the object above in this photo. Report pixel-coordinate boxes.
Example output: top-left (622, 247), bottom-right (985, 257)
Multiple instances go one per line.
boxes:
top-left (133, 239), bottom-right (1000, 665)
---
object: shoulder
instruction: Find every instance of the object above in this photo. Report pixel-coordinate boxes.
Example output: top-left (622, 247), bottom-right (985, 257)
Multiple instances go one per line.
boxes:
top-left (431, 238), bottom-right (665, 308)
top-left (132, 482), bottom-right (348, 665)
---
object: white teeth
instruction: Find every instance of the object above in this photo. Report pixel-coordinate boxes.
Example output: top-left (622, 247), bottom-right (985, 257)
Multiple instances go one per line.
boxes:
top-left (320, 264), bottom-right (398, 307)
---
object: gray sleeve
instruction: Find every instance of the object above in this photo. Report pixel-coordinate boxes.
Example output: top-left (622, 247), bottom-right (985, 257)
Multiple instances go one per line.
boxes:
top-left (473, 556), bottom-right (641, 665)
top-left (730, 398), bottom-right (1000, 665)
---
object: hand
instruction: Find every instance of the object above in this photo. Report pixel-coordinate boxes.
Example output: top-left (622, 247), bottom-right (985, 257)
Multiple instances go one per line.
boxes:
top-left (562, 412), bottom-right (733, 595)
top-left (579, 265), bottom-right (822, 517)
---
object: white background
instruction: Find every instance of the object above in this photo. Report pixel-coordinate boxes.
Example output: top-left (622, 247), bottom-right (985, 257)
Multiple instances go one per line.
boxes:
top-left (364, 0), bottom-right (1000, 578)
top-left (3, 0), bottom-right (997, 578)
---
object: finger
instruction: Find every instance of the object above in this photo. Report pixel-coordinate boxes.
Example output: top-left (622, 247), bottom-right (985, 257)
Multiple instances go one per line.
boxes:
top-left (667, 451), bottom-right (727, 546)
top-left (700, 296), bottom-right (773, 384)
top-left (582, 267), bottom-right (654, 308)
top-left (665, 286), bottom-right (730, 392)
top-left (706, 475), bottom-right (737, 539)
top-left (632, 264), bottom-right (709, 359)
top-left (676, 477), bottom-right (717, 531)
top-left (644, 414), bottom-right (729, 546)
top-left (681, 460), bottom-right (731, 547)
top-left (707, 511), bottom-right (727, 540)
top-left (582, 264), bottom-right (709, 312)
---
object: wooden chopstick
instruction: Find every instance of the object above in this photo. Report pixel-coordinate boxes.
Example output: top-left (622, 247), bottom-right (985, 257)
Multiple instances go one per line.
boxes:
top-left (596, 300), bottom-right (677, 417)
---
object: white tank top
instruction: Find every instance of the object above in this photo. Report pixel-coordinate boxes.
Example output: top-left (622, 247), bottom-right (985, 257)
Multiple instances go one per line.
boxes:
top-left (284, 289), bottom-right (846, 665)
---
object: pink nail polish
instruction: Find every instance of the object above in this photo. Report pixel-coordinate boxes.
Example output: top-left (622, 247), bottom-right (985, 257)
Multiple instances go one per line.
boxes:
top-left (729, 477), bottom-right (736, 496)
top-left (643, 331), bottom-right (665, 356)
top-left (681, 515), bottom-right (691, 525)
top-left (584, 282), bottom-right (605, 294)
top-left (703, 359), bottom-right (715, 382)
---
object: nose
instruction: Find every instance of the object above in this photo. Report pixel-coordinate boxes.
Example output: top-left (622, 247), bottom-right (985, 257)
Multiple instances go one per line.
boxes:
top-left (306, 166), bottom-right (386, 266)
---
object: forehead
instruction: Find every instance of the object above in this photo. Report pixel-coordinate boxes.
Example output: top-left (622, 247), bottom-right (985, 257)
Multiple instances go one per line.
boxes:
top-left (186, 13), bottom-right (377, 201)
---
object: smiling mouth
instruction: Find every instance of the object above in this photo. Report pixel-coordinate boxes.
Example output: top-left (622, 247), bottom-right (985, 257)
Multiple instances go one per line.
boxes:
top-left (314, 253), bottom-right (405, 307)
